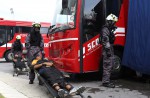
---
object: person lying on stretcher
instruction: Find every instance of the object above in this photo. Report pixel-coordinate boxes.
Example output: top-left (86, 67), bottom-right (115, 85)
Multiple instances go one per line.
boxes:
top-left (31, 52), bottom-right (85, 97)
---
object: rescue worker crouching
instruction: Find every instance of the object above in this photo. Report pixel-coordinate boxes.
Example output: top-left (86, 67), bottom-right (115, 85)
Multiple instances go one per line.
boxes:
top-left (100, 14), bottom-right (118, 88)
top-left (11, 35), bottom-right (23, 58)
top-left (11, 35), bottom-right (26, 71)
top-left (25, 22), bottom-right (44, 84)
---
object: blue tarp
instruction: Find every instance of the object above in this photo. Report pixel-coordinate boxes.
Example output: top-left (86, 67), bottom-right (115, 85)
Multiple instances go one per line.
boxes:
top-left (122, 0), bottom-right (150, 75)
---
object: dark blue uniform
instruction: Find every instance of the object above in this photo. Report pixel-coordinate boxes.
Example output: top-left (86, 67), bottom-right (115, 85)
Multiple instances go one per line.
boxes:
top-left (25, 33), bottom-right (44, 82)
top-left (101, 27), bottom-right (115, 84)
top-left (11, 40), bottom-right (23, 58)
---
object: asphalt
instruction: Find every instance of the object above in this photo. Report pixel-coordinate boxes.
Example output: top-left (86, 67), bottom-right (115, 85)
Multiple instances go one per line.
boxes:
top-left (0, 80), bottom-right (27, 98)
top-left (0, 71), bottom-right (51, 98)
top-left (0, 58), bottom-right (149, 98)
top-left (0, 60), bottom-right (27, 98)
top-left (0, 58), bottom-right (50, 98)
top-left (0, 59), bottom-right (88, 98)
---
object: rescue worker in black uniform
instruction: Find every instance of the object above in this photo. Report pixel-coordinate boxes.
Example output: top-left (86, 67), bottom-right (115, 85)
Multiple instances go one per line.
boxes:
top-left (11, 35), bottom-right (25, 70)
top-left (11, 35), bottom-right (23, 59)
top-left (100, 14), bottom-right (118, 88)
top-left (25, 23), bottom-right (44, 84)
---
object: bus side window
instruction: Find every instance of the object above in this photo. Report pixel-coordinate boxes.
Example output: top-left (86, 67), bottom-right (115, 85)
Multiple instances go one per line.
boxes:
top-left (6, 26), bottom-right (14, 42)
top-left (21, 27), bottom-right (32, 33)
top-left (40, 27), bottom-right (48, 34)
top-left (15, 26), bottom-right (21, 33)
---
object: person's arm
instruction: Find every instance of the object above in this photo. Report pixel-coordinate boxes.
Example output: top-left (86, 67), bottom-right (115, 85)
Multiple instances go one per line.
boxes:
top-left (11, 43), bottom-right (16, 61)
top-left (11, 43), bottom-right (14, 53)
top-left (102, 28), bottom-right (111, 57)
top-left (33, 63), bottom-right (43, 69)
top-left (31, 60), bottom-right (42, 69)
top-left (40, 35), bottom-right (44, 51)
top-left (25, 34), bottom-right (31, 50)
top-left (101, 28), bottom-right (110, 48)
top-left (44, 62), bottom-right (53, 67)
top-left (21, 43), bottom-right (23, 52)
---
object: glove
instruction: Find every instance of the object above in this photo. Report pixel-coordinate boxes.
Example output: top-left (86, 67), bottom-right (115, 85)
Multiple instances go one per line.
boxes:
top-left (107, 53), bottom-right (111, 57)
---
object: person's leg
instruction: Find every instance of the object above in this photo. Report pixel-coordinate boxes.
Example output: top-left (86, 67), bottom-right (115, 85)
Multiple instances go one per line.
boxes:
top-left (27, 48), bottom-right (36, 84)
top-left (13, 61), bottom-right (17, 68)
top-left (52, 83), bottom-right (67, 97)
top-left (29, 47), bottom-right (42, 84)
top-left (15, 60), bottom-right (21, 71)
top-left (53, 83), bottom-right (61, 91)
top-left (59, 80), bottom-right (85, 96)
top-left (37, 77), bottom-right (43, 85)
top-left (42, 70), bottom-right (68, 97)
top-left (18, 59), bottom-right (24, 70)
top-left (29, 69), bottom-right (35, 84)
top-left (102, 50), bottom-right (115, 88)
top-left (13, 61), bottom-right (19, 75)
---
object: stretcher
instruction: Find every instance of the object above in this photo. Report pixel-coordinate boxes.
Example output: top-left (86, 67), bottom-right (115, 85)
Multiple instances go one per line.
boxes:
top-left (35, 70), bottom-right (86, 98)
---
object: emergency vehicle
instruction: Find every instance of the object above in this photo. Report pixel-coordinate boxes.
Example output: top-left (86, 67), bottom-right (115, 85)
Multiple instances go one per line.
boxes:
top-left (0, 18), bottom-right (50, 61)
top-left (47, 0), bottom-right (127, 77)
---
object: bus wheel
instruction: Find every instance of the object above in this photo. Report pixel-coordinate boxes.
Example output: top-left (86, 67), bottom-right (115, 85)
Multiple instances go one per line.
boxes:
top-left (111, 50), bottom-right (122, 79)
top-left (4, 50), bottom-right (13, 62)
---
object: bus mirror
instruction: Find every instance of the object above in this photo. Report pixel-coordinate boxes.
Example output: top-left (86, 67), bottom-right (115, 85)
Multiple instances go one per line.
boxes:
top-left (47, 25), bottom-right (55, 37)
top-left (49, 25), bottom-right (55, 29)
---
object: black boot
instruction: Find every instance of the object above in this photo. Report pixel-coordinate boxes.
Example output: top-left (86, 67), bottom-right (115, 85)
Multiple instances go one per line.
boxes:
top-left (29, 80), bottom-right (34, 84)
top-left (102, 82), bottom-right (115, 88)
top-left (38, 78), bottom-right (44, 85)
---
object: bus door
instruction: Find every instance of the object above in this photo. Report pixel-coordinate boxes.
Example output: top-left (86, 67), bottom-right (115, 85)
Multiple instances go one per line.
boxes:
top-left (80, 0), bottom-right (105, 72)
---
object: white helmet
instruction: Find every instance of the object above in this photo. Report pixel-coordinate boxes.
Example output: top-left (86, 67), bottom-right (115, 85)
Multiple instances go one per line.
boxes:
top-left (16, 35), bottom-right (21, 40)
top-left (106, 14), bottom-right (118, 22)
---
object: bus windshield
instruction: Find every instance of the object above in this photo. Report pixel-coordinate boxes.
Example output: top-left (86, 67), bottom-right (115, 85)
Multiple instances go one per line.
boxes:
top-left (50, 0), bottom-right (77, 33)
top-left (40, 27), bottom-right (49, 34)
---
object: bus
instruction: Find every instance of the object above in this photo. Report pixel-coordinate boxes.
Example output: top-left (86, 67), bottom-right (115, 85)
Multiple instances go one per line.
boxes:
top-left (47, 0), bottom-right (127, 77)
top-left (0, 19), bottom-right (51, 62)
